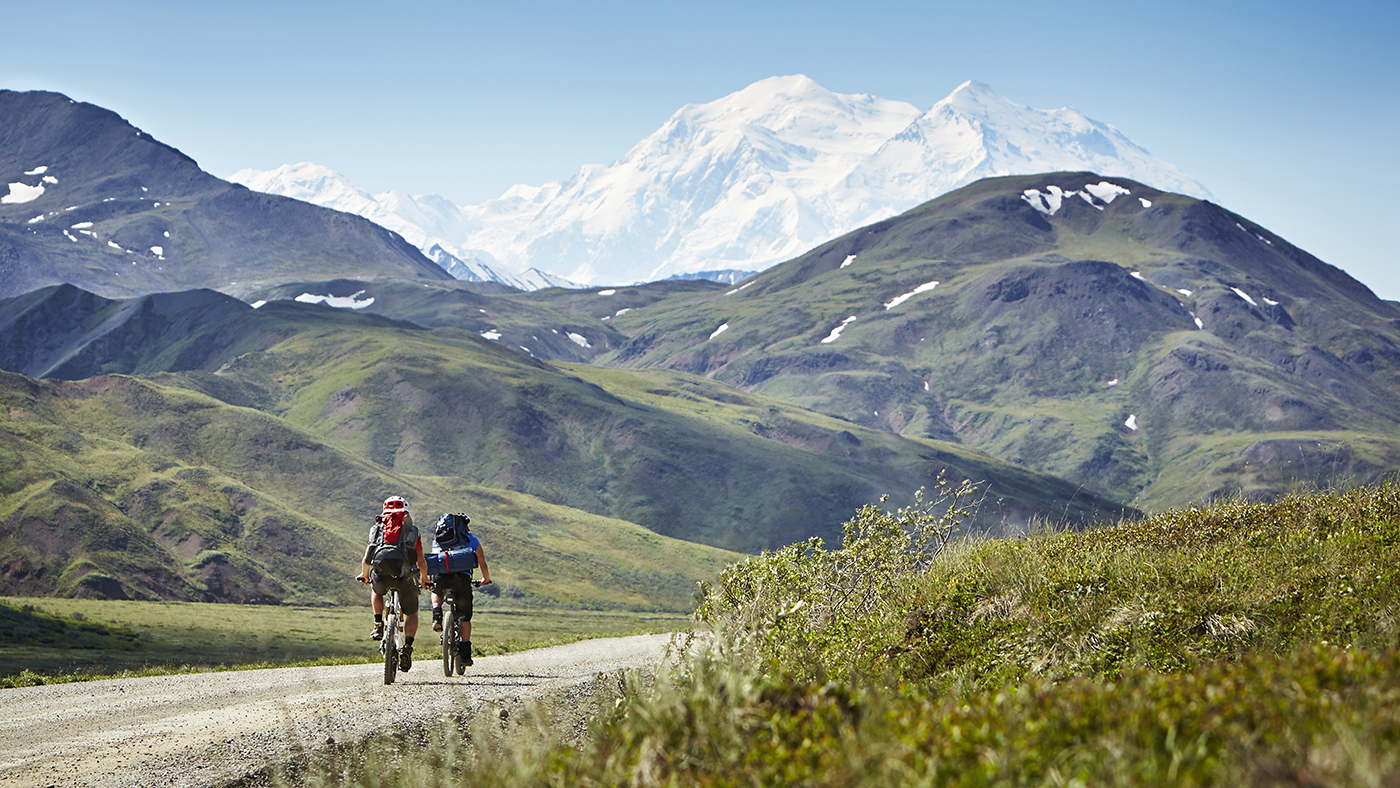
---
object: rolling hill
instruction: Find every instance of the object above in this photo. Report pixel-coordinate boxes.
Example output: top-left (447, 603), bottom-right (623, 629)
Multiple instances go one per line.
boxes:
top-left (553, 172), bottom-right (1400, 508)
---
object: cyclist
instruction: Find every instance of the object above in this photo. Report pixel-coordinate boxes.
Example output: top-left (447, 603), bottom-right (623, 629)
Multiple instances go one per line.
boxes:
top-left (356, 495), bottom-right (431, 672)
top-left (428, 513), bottom-right (492, 666)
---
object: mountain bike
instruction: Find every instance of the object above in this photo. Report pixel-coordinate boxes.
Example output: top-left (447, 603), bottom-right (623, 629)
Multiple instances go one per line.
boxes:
top-left (441, 579), bottom-right (488, 677)
top-left (359, 573), bottom-right (418, 685)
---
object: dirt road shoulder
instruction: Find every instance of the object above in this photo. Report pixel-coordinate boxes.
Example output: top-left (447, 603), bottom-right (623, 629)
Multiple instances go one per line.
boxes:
top-left (0, 633), bottom-right (678, 788)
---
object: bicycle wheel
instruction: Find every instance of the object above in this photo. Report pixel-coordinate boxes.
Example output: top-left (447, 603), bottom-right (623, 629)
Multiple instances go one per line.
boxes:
top-left (383, 595), bottom-right (399, 685)
top-left (442, 606), bottom-right (457, 677)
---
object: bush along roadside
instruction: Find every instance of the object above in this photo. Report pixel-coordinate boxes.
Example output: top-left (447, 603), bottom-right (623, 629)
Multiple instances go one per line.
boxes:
top-left (289, 481), bottom-right (1400, 786)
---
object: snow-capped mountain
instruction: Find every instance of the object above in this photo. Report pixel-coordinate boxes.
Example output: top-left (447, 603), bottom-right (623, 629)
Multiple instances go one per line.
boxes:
top-left (231, 76), bottom-right (1210, 287)
top-left (227, 162), bottom-right (577, 290)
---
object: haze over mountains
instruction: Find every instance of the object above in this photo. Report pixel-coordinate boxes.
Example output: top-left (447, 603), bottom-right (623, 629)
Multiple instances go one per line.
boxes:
top-left (231, 76), bottom-right (1211, 289)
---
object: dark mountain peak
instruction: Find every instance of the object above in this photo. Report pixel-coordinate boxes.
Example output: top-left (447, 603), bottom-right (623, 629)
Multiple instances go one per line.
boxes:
top-left (0, 89), bottom-right (213, 208)
top-left (0, 91), bottom-right (453, 300)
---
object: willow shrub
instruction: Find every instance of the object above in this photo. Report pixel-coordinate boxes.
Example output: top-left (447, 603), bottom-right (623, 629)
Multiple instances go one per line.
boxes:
top-left (700, 479), bottom-right (1400, 690)
top-left (694, 473), bottom-right (979, 683)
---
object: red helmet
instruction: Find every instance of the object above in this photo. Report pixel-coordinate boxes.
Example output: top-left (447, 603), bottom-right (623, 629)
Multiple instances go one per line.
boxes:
top-left (383, 495), bottom-right (408, 510)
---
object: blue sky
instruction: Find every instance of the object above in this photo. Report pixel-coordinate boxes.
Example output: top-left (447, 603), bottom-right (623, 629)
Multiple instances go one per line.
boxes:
top-left (5, 0), bottom-right (1397, 297)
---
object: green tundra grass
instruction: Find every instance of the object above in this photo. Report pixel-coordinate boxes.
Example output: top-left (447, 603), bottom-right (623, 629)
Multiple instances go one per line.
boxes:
top-left (281, 482), bottom-right (1400, 787)
top-left (0, 595), bottom-right (690, 683)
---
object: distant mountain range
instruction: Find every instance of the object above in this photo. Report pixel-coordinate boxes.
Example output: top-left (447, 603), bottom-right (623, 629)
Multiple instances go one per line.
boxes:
top-left (0, 89), bottom-right (453, 301)
top-left (231, 76), bottom-right (1210, 288)
top-left (565, 172), bottom-right (1400, 509)
top-left (6, 86), bottom-right (1399, 607)
top-left (226, 162), bottom-right (580, 291)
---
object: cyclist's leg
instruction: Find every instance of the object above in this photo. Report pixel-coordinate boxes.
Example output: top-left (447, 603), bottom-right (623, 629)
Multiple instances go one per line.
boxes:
top-left (368, 576), bottom-right (389, 639)
top-left (431, 587), bottom-right (444, 630)
top-left (394, 577), bottom-right (420, 670)
top-left (399, 576), bottom-right (421, 637)
top-left (457, 579), bottom-right (474, 663)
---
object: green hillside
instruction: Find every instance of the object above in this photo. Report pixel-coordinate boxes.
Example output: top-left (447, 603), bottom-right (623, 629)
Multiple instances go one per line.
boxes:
top-left (0, 289), bottom-right (1134, 605)
top-left (571, 173), bottom-right (1400, 509)
top-left (191, 304), bottom-right (1127, 552)
top-left (0, 369), bottom-right (739, 607)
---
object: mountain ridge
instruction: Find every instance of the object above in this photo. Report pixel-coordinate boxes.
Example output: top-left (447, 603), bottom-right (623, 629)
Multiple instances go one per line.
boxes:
top-left (568, 171), bottom-right (1400, 507)
top-left (230, 76), bottom-right (1210, 287)
top-left (0, 89), bottom-right (454, 301)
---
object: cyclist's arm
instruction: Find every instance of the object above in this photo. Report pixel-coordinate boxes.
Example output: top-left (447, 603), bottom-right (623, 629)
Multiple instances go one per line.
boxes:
top-left (414, 537), bottom-right (431, 586)
top-left (357, 543), bottom-right (374, 583)
top-left (476, 545), bottom-right (491, 585)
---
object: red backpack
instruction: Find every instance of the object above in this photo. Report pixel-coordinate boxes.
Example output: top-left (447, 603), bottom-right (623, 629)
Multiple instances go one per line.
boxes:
top-left (371, 508), bottom-right (411, 577)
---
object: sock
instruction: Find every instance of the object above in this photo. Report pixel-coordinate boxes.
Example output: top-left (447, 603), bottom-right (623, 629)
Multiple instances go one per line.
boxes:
top-left (374, 614), bottom-right (383, 623)
top-left (405, 636), bottom-right (415, 646)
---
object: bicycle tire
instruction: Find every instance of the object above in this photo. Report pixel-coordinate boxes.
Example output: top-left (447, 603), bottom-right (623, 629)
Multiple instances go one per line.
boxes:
top-left (383, 592), bottom-right (399, 685)
top-left (442, 606), bottom-right (457, 677)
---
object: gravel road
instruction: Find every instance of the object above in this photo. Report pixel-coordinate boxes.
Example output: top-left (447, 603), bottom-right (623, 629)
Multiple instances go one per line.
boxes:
top-left (0, 633), bottom-right (679, 788)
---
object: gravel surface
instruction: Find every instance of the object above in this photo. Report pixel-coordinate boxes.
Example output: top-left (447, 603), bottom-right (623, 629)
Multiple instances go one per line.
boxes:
top-left (0, 633), bottom-right (679, 788)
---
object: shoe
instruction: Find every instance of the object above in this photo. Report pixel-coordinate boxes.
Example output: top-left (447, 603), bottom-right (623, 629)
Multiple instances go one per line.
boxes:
top-left (459, 642), bottom-right (473, 667)
top-left (432, 610), bottom-right (443, 632)
top-left (370, 622), bottom-right (384, 641)
top-left (399, 644), bottom-right (413, 672)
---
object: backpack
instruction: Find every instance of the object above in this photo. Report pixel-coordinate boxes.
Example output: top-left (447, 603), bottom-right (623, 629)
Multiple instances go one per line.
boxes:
top-left (370, 509), bottom-right (411, 577)
top-left (434, 513), bottom-right (470, 549)
top-left (427, 513), bottom-right (478, 575)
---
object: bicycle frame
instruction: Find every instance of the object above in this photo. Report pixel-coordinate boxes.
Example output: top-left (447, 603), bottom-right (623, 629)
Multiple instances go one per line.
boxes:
top-left (381, 587), bottom-right (402, 685)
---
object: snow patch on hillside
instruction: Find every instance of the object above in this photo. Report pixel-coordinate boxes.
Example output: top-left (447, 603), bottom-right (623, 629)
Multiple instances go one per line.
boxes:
top-left (2, 182), bottom-right (44, 204)
top-left (1232, 287), bottom-right (1259, 306)
top-left (884, 281), bottom-right (939, 310)
top-left (820, 316), bottom-right (859, 344)
top-left (1022, 180), bottom-right (1133, 216)
top-left (295, 291), bottom-right (375, 309)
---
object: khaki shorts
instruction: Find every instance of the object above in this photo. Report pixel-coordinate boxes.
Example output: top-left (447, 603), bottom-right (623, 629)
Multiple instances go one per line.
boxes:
top-left (371, 572), bottom-right (421, 615)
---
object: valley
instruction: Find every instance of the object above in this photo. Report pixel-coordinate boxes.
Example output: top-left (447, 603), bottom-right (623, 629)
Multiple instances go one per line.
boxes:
top-left (4, 86), bottom-right (1399, 624)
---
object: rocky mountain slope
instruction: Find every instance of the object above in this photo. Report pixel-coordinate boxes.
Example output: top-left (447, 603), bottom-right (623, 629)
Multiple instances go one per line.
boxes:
top-left (231, 76), bottom-right (1209, 287)
top-left (0, 90), bottom-right (453, 301)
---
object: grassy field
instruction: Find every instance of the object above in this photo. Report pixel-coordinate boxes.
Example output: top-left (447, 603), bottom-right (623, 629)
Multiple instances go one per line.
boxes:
top-left (0, 595), bottom-right (691, 682)
top-left (278, 482), bottom-right (1400, 787)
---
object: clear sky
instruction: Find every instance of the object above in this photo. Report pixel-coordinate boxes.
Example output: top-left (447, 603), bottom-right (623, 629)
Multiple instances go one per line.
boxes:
top-left (5, 0), bottom-right (1397, 298)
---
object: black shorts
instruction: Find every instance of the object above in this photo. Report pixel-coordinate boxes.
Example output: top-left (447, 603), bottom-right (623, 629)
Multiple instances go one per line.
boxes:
top-left (433, 573), bottom-right (475, 620)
